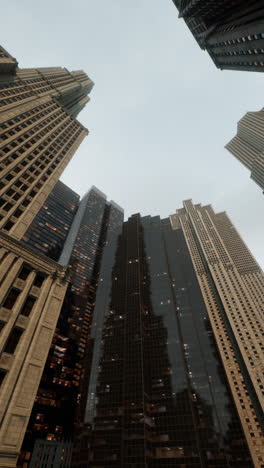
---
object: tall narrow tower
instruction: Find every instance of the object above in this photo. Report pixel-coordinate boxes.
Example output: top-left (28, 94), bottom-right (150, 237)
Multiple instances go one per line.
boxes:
top-left (0, 46), bottom-right (93, 467)
top-left (18, 186), bottom-right (124, 467)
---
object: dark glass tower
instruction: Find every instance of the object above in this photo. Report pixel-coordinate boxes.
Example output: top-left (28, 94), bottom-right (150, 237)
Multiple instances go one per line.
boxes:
top-left (77, 202), bottom-right (264, 468)
top-left (18, 186), bottom-right (124, 467)
top-left (172, 1), bottom-right (264, 72)
top-left (21, 181), bottom-right (80, 260)
top-left (59, 187), bottom-right (124, 359)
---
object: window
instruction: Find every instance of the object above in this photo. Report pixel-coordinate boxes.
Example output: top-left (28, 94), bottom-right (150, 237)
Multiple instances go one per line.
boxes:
top-left (3, 220), bottom-right (14, 231)
top-left (3, 327), bottom-right (23, 354)
top-left (0, 370), bottom-right (7, 388)
top-left (13, 208), bottom-right (23, 219)
top-left (33, 273), bottom-right (46, 288)
top-left (2, 288), bottom-right (21, 309)
top-left (18, 264), bottom-right (32, 281)
top-left (20, 295), bottom-right (36, 317)
top-left (3, 202), bottom-right (13, 212)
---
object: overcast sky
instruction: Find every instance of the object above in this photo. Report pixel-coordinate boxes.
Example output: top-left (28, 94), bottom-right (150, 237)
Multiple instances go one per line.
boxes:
top-left (2, 0), bottom-right (264, 268)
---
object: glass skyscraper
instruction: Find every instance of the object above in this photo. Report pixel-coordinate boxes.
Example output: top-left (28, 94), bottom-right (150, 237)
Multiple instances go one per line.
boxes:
top-left (74, 202), bottom-right (264, 468)
top-left (21, 181), bottom-right (80, 261)
top-left (19, 186), bottom-right (124, 467)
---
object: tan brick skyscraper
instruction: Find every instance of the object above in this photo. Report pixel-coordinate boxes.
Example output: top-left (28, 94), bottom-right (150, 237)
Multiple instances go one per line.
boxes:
top-left (225, 108), bottom-right (264, 191)
top-left (0, 46), bottom-right (93, 467)
top-left (170, 201), bottom-right (264, 468)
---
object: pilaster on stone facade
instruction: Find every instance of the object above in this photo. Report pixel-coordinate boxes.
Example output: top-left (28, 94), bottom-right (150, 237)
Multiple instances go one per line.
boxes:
top-left (0, 233), bottom-right (70, 467)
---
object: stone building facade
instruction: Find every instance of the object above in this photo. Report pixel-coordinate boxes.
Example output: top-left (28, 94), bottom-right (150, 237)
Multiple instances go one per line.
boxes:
top-left (0, 45), bottom-right (93, 467)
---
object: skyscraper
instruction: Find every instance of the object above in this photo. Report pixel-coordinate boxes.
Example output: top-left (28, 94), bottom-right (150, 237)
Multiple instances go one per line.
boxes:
top-left (0, 46), bottom-right (93, 467)
top-left (18, 186), bottom-right (124, 467)
top-left (0, 45), bottom-right (93, 240)
top-left (78, 201), bottom-right (264, 468)
top-left (225, 107), bottom-right (264, 191)
top-left (21, 181), bottom-right (80, 261)
top-left (171, 1), bottom-right (264, 72)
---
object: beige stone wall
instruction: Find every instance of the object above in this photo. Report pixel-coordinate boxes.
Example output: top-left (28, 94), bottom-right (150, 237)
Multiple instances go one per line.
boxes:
top-left (0, 233), bottom-right (69, 467)
top-left (0, 95), bottom-right (87, 240)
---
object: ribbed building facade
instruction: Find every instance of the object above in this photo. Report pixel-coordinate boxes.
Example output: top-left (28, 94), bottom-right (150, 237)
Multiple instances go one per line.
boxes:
top-left (225, 108), bottom-right (264, 191)
top-left (172, 1), bottom-right (264, 72)
top-left (171, 201), bottom-right (264, 467)
top-left (0, 46), bottom-right (92, 467)
top-left (75, 201), bottom-right (264, 468)
top-left (18, 187), bottom-right (124, 467)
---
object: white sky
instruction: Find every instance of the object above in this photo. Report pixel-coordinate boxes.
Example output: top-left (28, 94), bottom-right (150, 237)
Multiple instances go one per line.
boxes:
top-left (2, 0), bottom-right (264, 268)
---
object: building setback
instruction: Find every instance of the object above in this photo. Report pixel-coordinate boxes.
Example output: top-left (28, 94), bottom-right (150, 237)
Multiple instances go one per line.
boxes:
top-left (74, 201), bottom-right (264, 468)
top-left (0, 46), bottom-right (92, 467)
top-left (18, 187), bottom-right (124, 467)
top-left (225, 107), bottom-right (264, 191)
top-left (171, 1), bottom-right (264, 72)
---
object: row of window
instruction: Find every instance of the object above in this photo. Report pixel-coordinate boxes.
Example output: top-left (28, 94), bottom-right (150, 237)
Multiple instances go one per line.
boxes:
top-left (0, 122), bottom-right (83, 231)
top-left (216, 32), bottom-right (264, 47)
top-left (220, 59), bottom-right (264, 67)
top-left (1, 101), bottom-right (54, 133)
top-left (214, 48), bottom-right (264, 57)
